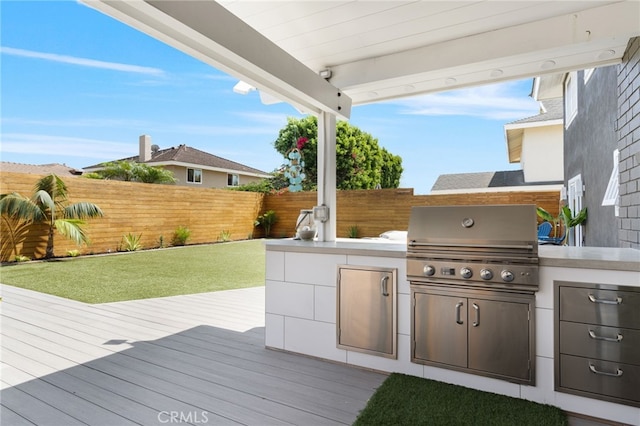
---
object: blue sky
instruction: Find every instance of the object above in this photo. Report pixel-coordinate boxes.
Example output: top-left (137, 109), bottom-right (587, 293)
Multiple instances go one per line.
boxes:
top-left (1, 1), bottom-right (540, 195)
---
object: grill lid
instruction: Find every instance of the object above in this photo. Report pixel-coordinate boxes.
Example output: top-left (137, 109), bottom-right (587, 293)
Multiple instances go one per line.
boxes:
top-left (407, 205), bottom-right (538, 255)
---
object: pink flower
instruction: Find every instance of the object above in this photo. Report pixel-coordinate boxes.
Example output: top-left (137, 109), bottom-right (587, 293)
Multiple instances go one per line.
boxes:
top-left (297, 137), bottom-right (308, 150)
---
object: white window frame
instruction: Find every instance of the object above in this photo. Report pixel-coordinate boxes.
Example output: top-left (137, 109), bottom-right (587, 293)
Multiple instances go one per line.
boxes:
top-left (567, 174), bottom-right (584, 247)
top-left (564, 72), bottom-right (578, 128)
top-left (602, 149), bottom-right (619, 216)
top-left (227, 173), bottom-right (239, 187)
top-left (584, 68), bottom-right (594, 84)
top-left (187, 168), bottom-right (202, 184)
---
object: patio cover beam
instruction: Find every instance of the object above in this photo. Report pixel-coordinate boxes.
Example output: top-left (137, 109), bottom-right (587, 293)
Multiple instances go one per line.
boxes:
top-left (332, 1), bottom-right (640, 105)
top-left (81, 0), bottom-right (351, 119)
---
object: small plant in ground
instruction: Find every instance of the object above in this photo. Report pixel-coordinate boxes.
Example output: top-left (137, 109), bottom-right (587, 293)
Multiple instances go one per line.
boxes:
top-left (173, 225), bottom-right (191, 246)
top-left (218, 230), bottom-right (231, 242)
top-left (347, 225), bottom-right (359, 238)
top-left (66, 249), bottom-right (80, 257)
top-left (14, 254), bottom-right (30, 262)
top-left (255, 210), bottom-right (278, 238)
top-left (158, 235), bottom-right (165, 248)
top-left (122, 233), bottom-right (143, 251)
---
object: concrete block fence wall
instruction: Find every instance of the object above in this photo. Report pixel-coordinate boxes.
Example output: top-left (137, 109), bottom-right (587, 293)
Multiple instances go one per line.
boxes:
top-left (0, 171), bottom-right (560, 261)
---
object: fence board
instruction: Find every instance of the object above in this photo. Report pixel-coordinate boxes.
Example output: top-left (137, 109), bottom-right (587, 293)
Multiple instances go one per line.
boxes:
top-left (1, 172), bottom-right (559, 260)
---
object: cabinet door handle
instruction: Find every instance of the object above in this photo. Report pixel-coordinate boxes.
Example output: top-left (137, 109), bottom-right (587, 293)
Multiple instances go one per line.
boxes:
top-left (589, 363), bottom-right (623, 377)
top-left (472, 303), bottom-right (479, 327)
top-left (455, 302), bottom-right (464, 324)
top-left (588, 293), bottom-right (622, 305)
top-left (380, 275), bottom-right (389, 297)
top-left (588, 329), bottom-right (623, 342)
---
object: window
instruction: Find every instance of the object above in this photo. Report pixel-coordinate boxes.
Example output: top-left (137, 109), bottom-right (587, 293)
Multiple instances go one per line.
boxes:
top-left (227, 173), bottom-right (239, 187)
top-left (567, 174), bottom-right (584, 247)
top-left (187, 168), bottom-right (202, 184)
top-left (602, 150), bottom-right (619, 216)
top-left (564, 72), bottom-right (578, 128)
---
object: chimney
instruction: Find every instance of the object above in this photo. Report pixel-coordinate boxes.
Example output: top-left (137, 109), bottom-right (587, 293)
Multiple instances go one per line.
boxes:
top-left (139, 135), bottom-right (152, 162)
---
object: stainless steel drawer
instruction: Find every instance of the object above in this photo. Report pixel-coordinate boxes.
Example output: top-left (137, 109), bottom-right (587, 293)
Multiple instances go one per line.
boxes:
top-left (559, 354), bottom-right (640, 406)
top-left (559, 321), bottom-right (640, 365)
top-left (559, 286), bottom-right (640, 328)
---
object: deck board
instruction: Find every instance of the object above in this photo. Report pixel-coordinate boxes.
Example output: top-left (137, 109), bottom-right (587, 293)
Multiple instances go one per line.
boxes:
top-left (0, 284), bottom-right (386, 425)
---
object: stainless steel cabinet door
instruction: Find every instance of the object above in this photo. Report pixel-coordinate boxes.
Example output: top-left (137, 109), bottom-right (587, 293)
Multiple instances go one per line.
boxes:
top-left (413, 292), bottom-right (468, 368)
top-left (337, 267), bottom-right (396, 357)
top-left (468, 298), bottom-right (531, 380)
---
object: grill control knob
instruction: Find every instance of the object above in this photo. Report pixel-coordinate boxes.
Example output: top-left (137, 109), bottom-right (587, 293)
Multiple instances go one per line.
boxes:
top-left (480, 268), bottom-right (493, 280)
top-left (460, 267), bottom-right (473, 279)
top-left (423, 265), bottom-right (435, 276)
top-left (501, 270), bottom-right (515, 282)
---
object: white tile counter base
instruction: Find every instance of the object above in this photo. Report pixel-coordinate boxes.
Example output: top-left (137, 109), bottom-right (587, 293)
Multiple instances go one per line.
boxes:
top-left (265, 240), bottom-right (640, 425)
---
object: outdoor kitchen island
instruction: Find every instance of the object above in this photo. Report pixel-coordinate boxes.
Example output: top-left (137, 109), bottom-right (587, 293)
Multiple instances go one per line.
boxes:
top-left (264, 239), bottom-right (640, 425)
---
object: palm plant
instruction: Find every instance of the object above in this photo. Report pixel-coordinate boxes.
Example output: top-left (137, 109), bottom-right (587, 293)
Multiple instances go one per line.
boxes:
top-left (0, 174), bottom-right (104, 259)
top-left (87, 160), bottom-right (176, 184)
top-left (537, 205), bottom-right (587, 245)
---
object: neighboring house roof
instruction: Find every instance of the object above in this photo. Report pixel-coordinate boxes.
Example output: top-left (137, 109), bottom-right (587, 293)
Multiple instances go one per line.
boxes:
top-left (431, 170), bottom-right (563, 193)
top-left (0, 162), bottom-right (83, 176)
top-left (504, 97), bottom-right (564, 163)
top-left (84, 144), bottom-right (270, 178)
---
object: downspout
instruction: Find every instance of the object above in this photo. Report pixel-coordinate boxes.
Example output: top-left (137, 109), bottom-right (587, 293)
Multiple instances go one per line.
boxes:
top-left (316, 111), bottom-right (337, 241)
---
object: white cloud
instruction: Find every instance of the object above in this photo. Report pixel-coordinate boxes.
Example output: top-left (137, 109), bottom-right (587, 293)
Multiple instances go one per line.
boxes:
top-left (2, 117), bottom-right (150, 128)
top-left (1, 134), bottom-right (134, 159)
top-left (0, 46), bottom-right (166, 77)
top-left (174, 111), bottom-right (292, 137)
top-left (392, 81), bottom-right (539, 121)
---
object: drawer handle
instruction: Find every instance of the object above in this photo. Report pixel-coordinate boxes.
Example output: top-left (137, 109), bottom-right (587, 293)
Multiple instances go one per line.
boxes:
top-left (589, 363), bottom-right (623, 377)
top-left (588, 329), bottom-right (623, 342)
top-left (588, 293), bottom-right (622, 305)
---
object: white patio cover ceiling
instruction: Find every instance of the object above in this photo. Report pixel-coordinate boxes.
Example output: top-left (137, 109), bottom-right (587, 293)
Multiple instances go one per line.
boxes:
top-left (82, 1), bottom-right (639, 120)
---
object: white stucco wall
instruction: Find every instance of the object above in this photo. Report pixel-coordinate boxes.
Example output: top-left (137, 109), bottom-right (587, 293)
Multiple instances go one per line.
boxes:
top-left (521, 124), bottom-right (564, 182)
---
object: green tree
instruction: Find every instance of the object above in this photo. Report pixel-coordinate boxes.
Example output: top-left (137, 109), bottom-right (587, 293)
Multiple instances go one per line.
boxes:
top-left (0, 174), bottom-right (104, 259)
top-left (86, 160), bottom-right (176, 184)
top-left (273, 116), bottom-right (403, 190)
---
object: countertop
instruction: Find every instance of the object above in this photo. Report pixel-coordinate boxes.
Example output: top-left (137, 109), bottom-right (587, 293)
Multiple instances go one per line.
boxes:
top-left (265, 239), bottom-right (640, 272)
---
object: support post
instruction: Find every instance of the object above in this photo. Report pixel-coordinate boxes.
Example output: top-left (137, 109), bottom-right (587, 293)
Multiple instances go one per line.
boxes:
top-left (316, 111), bottom-right (337, 241)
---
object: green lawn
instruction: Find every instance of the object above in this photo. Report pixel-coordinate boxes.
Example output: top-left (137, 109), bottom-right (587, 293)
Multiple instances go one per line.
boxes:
top-left (354, 373), bottom-right (567, 426)
top-left (0, 240), bottom-right (265, 304)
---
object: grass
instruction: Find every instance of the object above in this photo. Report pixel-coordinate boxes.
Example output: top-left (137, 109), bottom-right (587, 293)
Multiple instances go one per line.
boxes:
top-left (0, 240), bottom-right (265, 304)
top-left (353, 373), bottom-right (567, 426)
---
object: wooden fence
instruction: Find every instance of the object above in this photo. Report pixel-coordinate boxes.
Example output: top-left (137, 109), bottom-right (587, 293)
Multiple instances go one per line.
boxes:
top-left (0, 172), bottom-right (264, 261)
top-left (264, 188), bottom-right (561, 238)
top-left (0, 171), bottom-right (560, 260)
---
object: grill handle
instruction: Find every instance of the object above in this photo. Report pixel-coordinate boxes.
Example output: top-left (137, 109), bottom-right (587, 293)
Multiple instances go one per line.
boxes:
top-left (408, 241), bottom-right (534, 251)
top-left (455, 302), bottom-right (464, 325)
top-left (472, 303), bottom-right (480, 327)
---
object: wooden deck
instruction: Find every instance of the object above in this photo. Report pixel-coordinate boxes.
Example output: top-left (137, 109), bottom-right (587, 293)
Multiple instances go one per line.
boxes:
top-left (0, 285), bottom-right (387, 425)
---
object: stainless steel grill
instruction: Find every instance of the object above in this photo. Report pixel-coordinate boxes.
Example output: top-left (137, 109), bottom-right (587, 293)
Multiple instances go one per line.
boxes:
top-left (407, 204), bottom-right (539, 292)
top-left (407, 204), bottom-right (540, 384)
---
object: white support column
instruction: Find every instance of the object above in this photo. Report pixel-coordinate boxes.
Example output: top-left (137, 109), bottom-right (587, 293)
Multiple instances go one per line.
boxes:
top-left (316, 111), bottom-right (337, 242)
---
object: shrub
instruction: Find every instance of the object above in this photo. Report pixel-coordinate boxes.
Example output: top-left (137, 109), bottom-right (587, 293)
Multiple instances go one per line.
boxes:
top-left (66, 249), bottom-right (80, 257)
top-left (255, 210), bottom-right (278, 238)
top-left (14, 255), bottom-right (30, 262)
top-left (122, 233), bottom-right (143, 251)
top-left (348, 225), bottom-right (359, 238)
top-left (218, 230), bottom-right (231, 242)
top-left (173, 226), bottom-right (191, 246)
